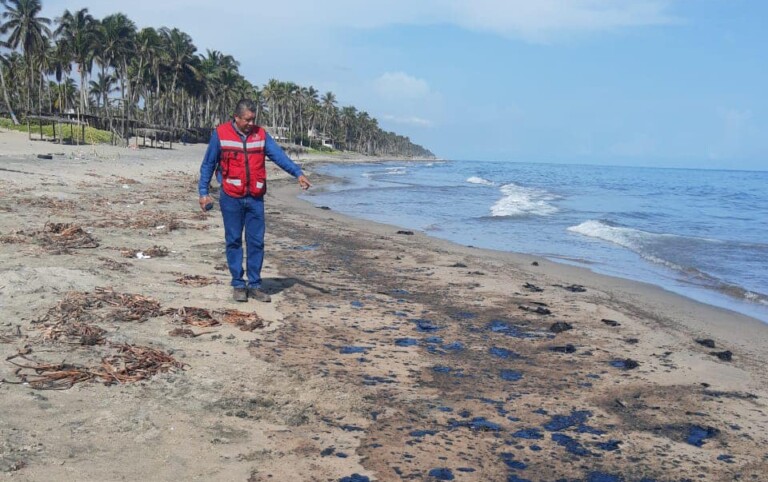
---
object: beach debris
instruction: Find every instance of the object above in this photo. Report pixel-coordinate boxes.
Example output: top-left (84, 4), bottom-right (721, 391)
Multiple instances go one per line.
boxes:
top-left (624, 337), bottom-right (639, 344)
top-left (531, 261), bottom-right (539, 266)
top-left (696, 338), bottom-right (716, 348)
top-left (489, 347), bottom-right (520, 359)
top-left (428, 468), bottom-right (455, 480)
top-left (523, 282), bottom-right (543, 292)
top-left (93, 210), bottom-right (183, 232)
top-left (601, 318), bottom-right (621, 327)
top-left (98, 256), bottom-right (131, 272)
top-left (317, 206), bottom-right (331, 210)
top-left (120, 245), bottom-right (169, 258)
top-left (513, 428), bottom-right (544, 439)
top-left (171, 307), bottom-right (220, 327)
top-left (487, 320), bottom-right (543, 339)
top-left (396, 230), bottom-right (414, 235)
top-left (686, 425), bottom-right (720, 447)
top-left (549, 321), bottom-right (573, 333)
top-left (219, 308), bottom-right (266, 331)
top-left (610, 358), bottom-right (640, 370)
top-left (549, 344), bottom-right (577, 354)
top-left (4, 343), bottom-right (184, 389)
top-left (519, 304), bottom-right (552, 315)
top-left (35, 288), bottom-right (165, 326)
top-left (42, 322), bottom-right (106, 346)
top-left (500, 369), bottom-right (523, 381)
top-left (170, 307), bottom-right (265, 331)
top-left (555, 284), bottom-right (587, 293)
top-left (174, 274), bottom-right (219, 287)
top-left (339, 475), bottom-right (370, 482)
top-left (0, 222), bottom-right (99, 253)
top-left (339, 346), bottom-right (369, 354)
top-left (711, 350), bottom-right (733, 362)
top-left (168, 328), bottom-right (212, 338)
top-left (449, 262), bottom-right (468, 268)
top-left (37, 154), bottom-right (53, 160)
top-left (395, 338), bottom-right (419, 347)
top-left (17, 196), bottom-right (77, 212)
top-left (412, 318), bottom-right (442, 332)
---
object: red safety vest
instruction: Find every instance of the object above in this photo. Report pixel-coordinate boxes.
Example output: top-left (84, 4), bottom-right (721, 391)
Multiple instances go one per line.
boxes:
top-left (216, 122), bottom-right (267, 198)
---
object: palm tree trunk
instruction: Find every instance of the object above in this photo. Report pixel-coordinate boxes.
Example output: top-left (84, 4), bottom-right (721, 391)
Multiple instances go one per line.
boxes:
top-left (0, 67), bottom-right (19, 124)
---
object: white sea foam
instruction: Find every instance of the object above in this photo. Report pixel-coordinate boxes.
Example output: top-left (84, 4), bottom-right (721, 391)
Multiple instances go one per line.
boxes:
top-left (567, 220), bottom-right (689, 272)
top-left (490, 183), bottom-right (558, 217)
top-left (361, 166), bottom-right (407, 178)
top-left (467, 176), bottom-right (495, 186)
top-left (568, 220), bottom-right (649, 250)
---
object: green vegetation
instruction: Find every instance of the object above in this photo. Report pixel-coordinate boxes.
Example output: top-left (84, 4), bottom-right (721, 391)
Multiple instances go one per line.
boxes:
top-left (0, 117), bottom-right (111, 143)
top-left (0, 0), bottom-right (434, 157)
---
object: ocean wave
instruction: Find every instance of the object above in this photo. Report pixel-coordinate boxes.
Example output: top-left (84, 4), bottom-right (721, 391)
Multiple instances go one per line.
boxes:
top-left (362, 166), bottom-right (408, 178)
top-left (567, 220), bottom-right (768, 305)
top-left (491, 183), bottom-right (559, 217)
top-left (467, 176), bottom-right (496, 186)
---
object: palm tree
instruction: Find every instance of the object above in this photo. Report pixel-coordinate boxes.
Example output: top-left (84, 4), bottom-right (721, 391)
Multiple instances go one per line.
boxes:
top-left (131, 26), bottom-right (161, 122)
top-left (55, 8), bottom-right (97, 117)
top-left (98, 13), bottom-right (135, 135)
top-left (47, 38), bottom-right (72, 114)
top-left (1, 0), bottom-right (51, 113)
top-left (159, 27), bottom-right (196, 116)
top-left (321, 91), bottom-right (336, 137)
top-left (89, 71), bottom-right (116, 111)
top-left (0, 38), bottom-right (19, 123)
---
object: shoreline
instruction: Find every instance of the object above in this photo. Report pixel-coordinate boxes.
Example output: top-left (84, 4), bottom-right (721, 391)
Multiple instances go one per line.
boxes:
top-left (1, 131), bottom-right (767, 481)
top-left (273, 180), bottom-right (768, 360)
top-left (299, 158), bottom-right (768, 325)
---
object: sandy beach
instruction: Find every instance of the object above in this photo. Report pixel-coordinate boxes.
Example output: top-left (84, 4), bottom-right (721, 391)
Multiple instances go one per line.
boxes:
top-left (1, 129), bottom-right (767, 481)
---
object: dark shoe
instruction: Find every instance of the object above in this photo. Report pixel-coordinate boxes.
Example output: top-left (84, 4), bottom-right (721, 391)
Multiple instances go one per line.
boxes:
top-left (233, 287), bottom-right (248, 302)
top-left (247, 288), bottom-right (271, 302)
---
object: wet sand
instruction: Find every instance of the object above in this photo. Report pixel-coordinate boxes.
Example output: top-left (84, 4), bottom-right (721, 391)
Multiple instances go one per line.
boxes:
top-left (1, 129), bottom-right (767, 481)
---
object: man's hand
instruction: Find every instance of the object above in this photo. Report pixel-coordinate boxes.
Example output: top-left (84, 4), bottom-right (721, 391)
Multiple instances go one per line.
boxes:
top-left (199, 195), bottom-right (213, 212)
top-left (297, 175), bottom-right (312, 190)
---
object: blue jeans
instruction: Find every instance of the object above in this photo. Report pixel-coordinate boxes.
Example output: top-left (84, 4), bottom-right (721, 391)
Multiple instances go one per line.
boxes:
top-left (219, 191), bottom-right (265, 289)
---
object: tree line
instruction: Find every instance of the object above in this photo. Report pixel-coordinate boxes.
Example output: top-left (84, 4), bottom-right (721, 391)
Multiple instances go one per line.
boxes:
top-left (0, 0), bottom-right (434, 157)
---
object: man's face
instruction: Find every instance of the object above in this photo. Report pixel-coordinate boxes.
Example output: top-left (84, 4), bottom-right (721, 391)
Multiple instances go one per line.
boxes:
top-left (234, 110), bottom-right (256, 134)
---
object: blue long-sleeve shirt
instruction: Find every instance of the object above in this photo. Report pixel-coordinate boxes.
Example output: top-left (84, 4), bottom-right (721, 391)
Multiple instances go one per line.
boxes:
top-left (198, 124), bottom-right (304, 196)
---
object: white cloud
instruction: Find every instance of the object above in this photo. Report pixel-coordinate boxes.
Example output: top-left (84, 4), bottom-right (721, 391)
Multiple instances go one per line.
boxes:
top-left (374, 72), bottom-right (431, 100)
top-left (445, 0), bottom-right (678, 42)
top-left (44, 0), bottom-right (679, 44)
top-left (381, 114), bottom-right (433, 127)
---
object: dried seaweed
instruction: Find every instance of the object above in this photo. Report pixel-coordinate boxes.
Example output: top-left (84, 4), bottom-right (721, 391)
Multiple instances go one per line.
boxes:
top-left (35, 288), bottom-right (165, 325)
top-left (42, 322), bottom-right (106, 346)
top-left (5, 343), bottom-right (185, 390)
top-left (174, 275), bottom-right (219, 287)
top-left (219, 308), bottom-right (266, 332)
top-left (0, 222), bottom-right (99, 252)
top-left (169, 306), bottom-right (266, 331)
top-left (171, 307), bottom-right (220, 327)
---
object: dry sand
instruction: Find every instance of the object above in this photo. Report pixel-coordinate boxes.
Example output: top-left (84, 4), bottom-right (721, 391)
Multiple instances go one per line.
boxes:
top-left (1, 128), bottom-right (767, 481)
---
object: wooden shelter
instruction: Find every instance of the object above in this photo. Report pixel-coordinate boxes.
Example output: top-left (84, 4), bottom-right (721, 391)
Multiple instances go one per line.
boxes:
top-left (26, 115), bottom-right (88, 144)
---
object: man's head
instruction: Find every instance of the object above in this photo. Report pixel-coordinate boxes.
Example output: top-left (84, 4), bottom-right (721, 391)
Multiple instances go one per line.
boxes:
top-left (234, 98), bottom-right (257, 134)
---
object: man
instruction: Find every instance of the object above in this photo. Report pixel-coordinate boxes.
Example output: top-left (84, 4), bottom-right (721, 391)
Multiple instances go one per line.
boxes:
top-left (199, 99), bottom-right (311, 302)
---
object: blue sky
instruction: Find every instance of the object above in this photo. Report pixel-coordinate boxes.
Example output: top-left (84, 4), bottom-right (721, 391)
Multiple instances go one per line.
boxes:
top-left (44, 1), bottom-right (767, 170)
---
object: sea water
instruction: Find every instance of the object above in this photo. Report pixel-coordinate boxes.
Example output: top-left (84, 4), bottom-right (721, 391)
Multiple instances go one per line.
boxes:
top-left (301, 160), bottom-right (768, 322)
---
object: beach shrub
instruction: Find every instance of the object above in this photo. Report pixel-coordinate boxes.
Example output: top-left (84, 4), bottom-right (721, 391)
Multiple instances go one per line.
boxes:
top-left (0, 117), bottom-right (112, 144)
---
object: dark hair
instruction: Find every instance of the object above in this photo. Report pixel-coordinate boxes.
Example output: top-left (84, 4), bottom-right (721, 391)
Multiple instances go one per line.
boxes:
top-left (235, 98), bottom-right (257, 117)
